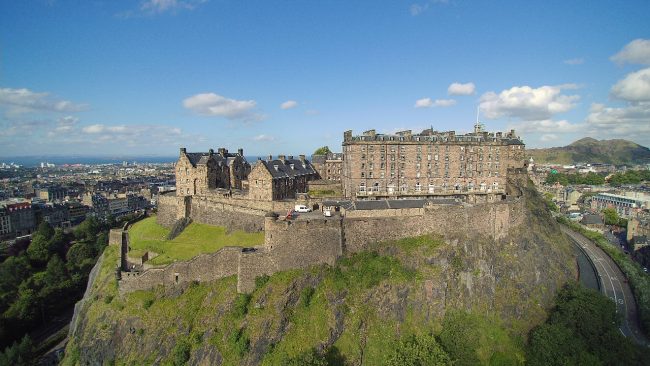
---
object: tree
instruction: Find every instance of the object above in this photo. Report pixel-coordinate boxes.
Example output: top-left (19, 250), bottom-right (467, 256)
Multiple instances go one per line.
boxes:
top-left (74, 216), bottom-right (100, 242)
top-left (385, 333), bottom-right (451, 366)
top-left (0, 256), bottom-right (32, 312)
top-left (66, 242), bottom-right (96, 273)
top-left (601, 208), bottom-right (619, 226)
top-left (438, 311), bottom-right (481, 366)
top-left (35, 221), bottom-right (54, 240)
top-left (26, 234), bottom-right (50, 264)
top-left (313, 146), bottom-right (331, 155)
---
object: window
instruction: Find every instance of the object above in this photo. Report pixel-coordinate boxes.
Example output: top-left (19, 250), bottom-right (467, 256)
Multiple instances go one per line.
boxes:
top-left (415, 183), bottom-right (421, 192)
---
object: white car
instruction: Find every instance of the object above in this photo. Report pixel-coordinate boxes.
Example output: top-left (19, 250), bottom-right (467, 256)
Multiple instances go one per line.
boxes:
top-left (294, 205), bottom-right (312, 213)
top-left (323, 210), bottom-right (332, 217)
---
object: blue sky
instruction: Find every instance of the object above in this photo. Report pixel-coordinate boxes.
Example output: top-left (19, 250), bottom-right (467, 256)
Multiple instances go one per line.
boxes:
top-left (1, 0), bottom-right (649, 157)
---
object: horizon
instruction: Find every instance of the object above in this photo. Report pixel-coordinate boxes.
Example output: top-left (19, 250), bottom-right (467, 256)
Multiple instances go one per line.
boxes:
top-left (1, 1), bottom-right (649, 156)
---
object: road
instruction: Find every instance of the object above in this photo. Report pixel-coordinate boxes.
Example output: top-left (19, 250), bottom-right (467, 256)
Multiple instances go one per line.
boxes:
top-left (561, 226), bottom-right (649, 346)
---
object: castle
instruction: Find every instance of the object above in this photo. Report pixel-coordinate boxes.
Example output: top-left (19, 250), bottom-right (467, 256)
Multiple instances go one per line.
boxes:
top-left (115, 124), bottom-right (529, 294)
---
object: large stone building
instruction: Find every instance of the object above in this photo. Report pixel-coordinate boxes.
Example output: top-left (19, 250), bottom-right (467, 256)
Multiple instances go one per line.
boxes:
top-left (312, 153), bottom-right (343, 182)
top-left (176, 148), bottom-right (251, 196)
top-left (248, 155), bottom-right (319, 201)
top-left (341, 124), bottom-right (526, 200)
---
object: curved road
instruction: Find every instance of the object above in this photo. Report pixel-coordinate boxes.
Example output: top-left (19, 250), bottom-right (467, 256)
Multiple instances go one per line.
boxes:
top-left (561, 226), bottom-right (649, 346)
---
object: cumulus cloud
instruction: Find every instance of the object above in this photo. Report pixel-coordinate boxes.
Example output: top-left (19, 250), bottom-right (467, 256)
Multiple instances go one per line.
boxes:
top-left (585, 102), bottom-right (650, 137)
top-left (82, 124), bottom-right (129, 134)
top-left (253, 134), bottom-right (275, 142)
top-left (414, 98), bottom-right (456, 108)
top-left (280, 100), bottom-right (298, 110)
top-left (117, 0), bottom-right (207, 18)
top-left (0, 87), bottom-right (86, 115)
top-left (564, 58), bottom-right (585, 65)
top-left (447, 82), bottom-right (476, 96)
top-left (610, 67), bottom-right (650, 102)
top-left (508, 119), bottom-right (582, 134)
top-left (611, 39), bottom-right (650, 65)
top-left (479, 85), bottom-right (580, 120)
top-left (183, 92), bottom-right (262, 121)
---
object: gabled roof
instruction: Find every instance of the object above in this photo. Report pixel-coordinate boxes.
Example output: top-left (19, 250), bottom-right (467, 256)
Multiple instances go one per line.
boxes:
top-left (259, 158), bottom-right (317, 179)
top-left (183, 151), bottom-right (248, 168)
top-left (581, 214), bottom-right (603, 225)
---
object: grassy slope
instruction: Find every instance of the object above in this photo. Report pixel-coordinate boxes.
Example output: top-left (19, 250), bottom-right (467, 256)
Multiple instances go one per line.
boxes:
top-left (528, 138), bottom-right (650, 165)
top-left (128, 217), bottom-right (264, 265)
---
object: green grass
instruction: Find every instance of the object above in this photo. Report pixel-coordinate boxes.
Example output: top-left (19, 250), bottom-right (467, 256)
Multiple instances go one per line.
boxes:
top-left (128, 216), bottom-right (264, 265)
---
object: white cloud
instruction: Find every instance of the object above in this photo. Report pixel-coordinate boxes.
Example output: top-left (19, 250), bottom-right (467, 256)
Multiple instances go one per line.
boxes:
top-left (564, 58), bottom-right (585, 65)
top-left (141, 0), bottom-right (207, 13)
top-left (479, 85), bottom-right (580, 120)
top-left (508, 119), bottom-right (582, 134)
top-left (611, 39), bottom-right (650, 65)
top-left (585, 102), bottom-right (650, 135)
top-left (280, 100), bottom-right (298, 110)
top-left (0, 87), bottom-right (86, 115)
top-left (414, 98), bottom-right (456, 108)
top-left (540, 134), bottom-right (558, 142)
top-left (410, 0), bottom-right (448, 16)
top-left (415, 98), bottom-right (434, 108)
top-left (183, 92), bottom-right (262, 121)
top-left (82, 124), bottom-right (129, 134)
top-left (610, 67), bottom-right (650, 102)
top-left (253, 134), bottom-right (275, 142)
top-left (447, 82), bottom-right (476, 96)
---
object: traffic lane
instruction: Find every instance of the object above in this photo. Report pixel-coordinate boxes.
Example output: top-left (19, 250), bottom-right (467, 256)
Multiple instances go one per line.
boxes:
top-left (562, 227), bottom-right (648, 346)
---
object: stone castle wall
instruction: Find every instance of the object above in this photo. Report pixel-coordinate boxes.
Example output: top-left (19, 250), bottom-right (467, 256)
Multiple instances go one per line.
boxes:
top-left (122, 193), bottom-right (525, 295)
top-left (156, 194), bottom-right (187, 228)
top-left (118, 247), bottom-right (241, 294)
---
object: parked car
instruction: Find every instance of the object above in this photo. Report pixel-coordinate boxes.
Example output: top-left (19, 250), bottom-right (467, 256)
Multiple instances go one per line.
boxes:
top-left (294, 205), bottom-right (312, 213)
top-left (323, 209), bottom-right (332, 217)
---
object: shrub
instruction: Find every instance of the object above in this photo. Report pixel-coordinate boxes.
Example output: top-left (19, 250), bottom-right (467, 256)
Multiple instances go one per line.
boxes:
top-left (255, 275), bottom-right (270, 288)
top-left (232, 294), bottom-right (252, 318)
top-left (299, 287), bottom-right (315, 308)
top-left (172, 339), bottom-right (191, 366)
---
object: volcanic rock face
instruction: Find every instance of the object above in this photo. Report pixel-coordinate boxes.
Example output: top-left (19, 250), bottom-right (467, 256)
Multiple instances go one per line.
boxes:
top-left (64, 182), bottom-right (575, 365)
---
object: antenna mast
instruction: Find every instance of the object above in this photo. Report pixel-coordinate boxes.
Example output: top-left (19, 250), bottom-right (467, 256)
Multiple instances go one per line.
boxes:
top-left (474, 106), bottom-right (482, 133)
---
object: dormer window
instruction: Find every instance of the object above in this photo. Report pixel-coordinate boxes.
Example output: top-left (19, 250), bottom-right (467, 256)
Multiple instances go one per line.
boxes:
top-left (290, 164), bottom-right (295, 170)
top-left (273, 164), bottom-right (279, 171)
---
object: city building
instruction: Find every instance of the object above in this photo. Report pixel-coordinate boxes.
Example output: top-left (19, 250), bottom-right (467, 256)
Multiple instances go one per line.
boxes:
top-left (36, 185), bottom-right (68, 202)
top-left (248, 155), bottom-right (319, 201)
top-left (176, 148), bottom-right (251, 197)
top-left (591, 193), bottom-right (648, 218)
top-left (341, 124), bottom-right (526, 201)
top-left (311, 153), bottom-right (343, 181)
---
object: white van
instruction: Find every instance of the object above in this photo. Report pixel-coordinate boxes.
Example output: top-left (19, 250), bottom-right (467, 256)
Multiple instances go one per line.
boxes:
top-left (294, 205), bottom-right (312, 213)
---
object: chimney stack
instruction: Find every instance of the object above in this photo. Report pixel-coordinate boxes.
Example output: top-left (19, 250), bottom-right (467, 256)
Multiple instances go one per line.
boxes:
top-left (180, 147), bottom-right (186, 155)
top-left (238, 148), bottom-right (244, 156)
top-left (267, 154), bottom-right (272, 161)
top-left (208, 148), bottom-right (214, 156)
top-left (278, 155), bottom-right (286, 162)
top-left (299, 154), bottom-right (306, 163)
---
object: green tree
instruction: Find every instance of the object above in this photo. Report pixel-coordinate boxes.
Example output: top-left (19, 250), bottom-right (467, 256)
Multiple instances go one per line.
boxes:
top-left (313, 146), bottom-right (331, 155)
top-left (601, 208), bottom-right (619, 226)
top-left (74, 217), bottom-right (100, 242)
top-left (35, 221), bottom-right (54, 240)
top-left (438, 311), bottom-right (481, 366)
top-left (66, 242), bottom-right (96, 273)
top-left (0, 256), bottom-right (32, 312)
top-left (26, 234), bottom-right (50, 264)
top-left (385, 333), bottom-right (451, 366)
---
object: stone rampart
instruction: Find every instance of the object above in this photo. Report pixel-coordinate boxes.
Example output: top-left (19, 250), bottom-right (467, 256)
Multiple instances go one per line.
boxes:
top-left (118, 247), bottom-right (241, 294)
top-left (156, 193), bottom-right (187, 228)
top-left (121, 196), bottom-right (525, 294)
top-left (109, 229), bottom-right (122, 246)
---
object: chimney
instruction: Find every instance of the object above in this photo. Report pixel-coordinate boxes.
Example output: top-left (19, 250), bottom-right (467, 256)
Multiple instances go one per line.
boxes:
top-left (288, 155), bottom-right (294, 160)
top-left (299, 154), bottom-right (306, 163)
top-left (208, 148), bottom-right (214, 156)
top-left (180, 147), bottom-right (186, 155)
top-left (344, 130), bottom-right (352, 141)
top-left (218, 148), bottom-right (226, 156)
top-left (267, 154), bottom-right (272, 161)
top-left (278, 155), bottom-right (286, 162)
top-left (238, 148), bottom-right (244, 156)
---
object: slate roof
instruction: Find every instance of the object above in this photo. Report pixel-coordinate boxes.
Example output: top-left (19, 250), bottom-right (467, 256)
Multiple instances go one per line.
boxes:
top-left (581, 214), bottom-right (603, 225)
top-left (259, 159), bottom-right (317, 179)
top-left (322, 200), bottom-right (354, 210)
top-left (184, 151), bottom-right (247, 167)
top-left (348, 198), bottom-right (461, 211)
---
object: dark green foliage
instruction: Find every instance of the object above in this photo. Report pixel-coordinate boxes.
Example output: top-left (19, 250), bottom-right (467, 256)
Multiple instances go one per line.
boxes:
top-left (385, 333), bottom-right (451, 366)
top-left (255, 275), bottom-right (270, 288)
top-left (0, 335), bottom-right (34, 366)
top-left (526, 283), bottom-right (647, 365)
top-left (281, 348), bottom-right (327, 366)
top-left (313, 146), bottom-right (332, 155)
top-left (299, 287), bottom-right (315, 308)
top-left (542, 193), bottom-right (558, 212)
top-left (232, 294), bottom-right (251, 318)
top-left (73, 217), bottom-right (100, 242)
top-left (608, 169), bottom-right (650, 186)
top-left (438, 311), bottom-right (481, 366)
top-left (172, 339), bottom-right (191, 366)
top-left (545, 171), bottom-right (606, 186)
top-left (228, 328), bottom-right (250, 357)
top-left (0, 216), bottom-right (109, 350)
top-left (601, 208), bottom-right (620, 226)
top-left (143, 298), bottom-right (154, 310)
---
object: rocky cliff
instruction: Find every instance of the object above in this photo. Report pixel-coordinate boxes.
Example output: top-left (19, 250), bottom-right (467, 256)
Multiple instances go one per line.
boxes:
top-left (62, 182), bottom-right (575, 365)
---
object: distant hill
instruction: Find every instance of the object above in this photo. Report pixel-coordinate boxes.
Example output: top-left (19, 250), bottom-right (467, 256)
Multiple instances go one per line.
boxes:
top-left (528, 138), bottom-right (650, 165)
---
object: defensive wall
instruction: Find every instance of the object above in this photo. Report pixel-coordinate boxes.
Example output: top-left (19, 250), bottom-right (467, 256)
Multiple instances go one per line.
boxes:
top-left (118, 192), bottom-right (525, 294)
